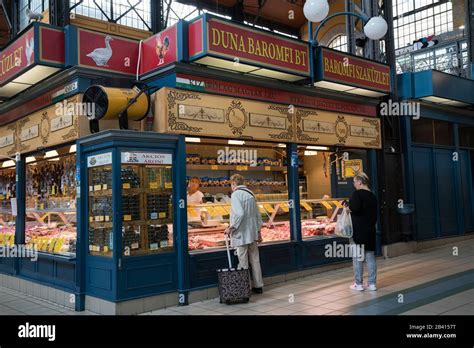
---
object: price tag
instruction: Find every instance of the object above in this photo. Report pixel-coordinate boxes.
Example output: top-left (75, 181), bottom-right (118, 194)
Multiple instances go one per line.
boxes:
top-left (95, 216), bottom-right (101, 222)
top-left (94, 185), bottom-right (102, 191)
top-left (104, 246), bottom-right (108, 253)
top-left (150, 182), bottom-right (158, 189)
top-left (150, 212), bottom-right (158, 220)
top-left (89, 186), bottom-right (93, 192)
top-left (263, 204), bottom-right (274, 213)
top-left (105, 215), bottom-right (110, 222)
top-left (236, 165), bottom-right (248, 171)
top-left (123, 183), bottom-right (131, 189)
top-left (160, 241), bottom-right (168, 248)
top-left (321, 201), bottom-right (332, 209)
top-left (165, 182), bottom-right (172, 189)
top-left (159, 212), bottom-right (167, 219)
top-left (150, 243), bottom-right (159, 250)
top-left (187, 208), bottom-right (199, 218)
top-left (131, 243), bottom-right (139, 249)
top-left (39, 203), bottom-right (44, 210)
top-left (89, 216), bottom-right (93, 223)
top-left (211, 165), bottom-right (218, 170)
top-left (123, 215), bottom-right (132, 221)
top-left (99, 216), bottom-right (104, 222)
top-left (89, 245), bottom-right (93, 251)
top-left (264, 166), bottom-right (271, 171)
top-left (102, 184), bottom-right (108, 190)
top-left (53, 238), bottom-right (65, 253)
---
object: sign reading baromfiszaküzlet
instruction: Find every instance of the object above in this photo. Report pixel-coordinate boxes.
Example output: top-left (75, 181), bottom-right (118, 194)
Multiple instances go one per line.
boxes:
top-left (317, 47), bottom-right (391, 93)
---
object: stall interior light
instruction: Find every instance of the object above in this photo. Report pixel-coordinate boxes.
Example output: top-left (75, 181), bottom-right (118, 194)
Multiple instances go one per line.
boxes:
top-left (277, 143), bottom-right (286, 148)
top-left (228, 140), bottom-right (245, 145)
top-left (420, 96), bottom-right (470, 107)
top-left (2, 160), bottom-right (15, 168)
top-left (306, 146), bottom-right (329, 150)
top-left (45, 150), bottom-right (59, 158)
top-left (304, 150), bottom-right (318, 156)
top-left (185, 137), bottom-right (201, 143)
top-left (26, 157), bottom-right (36, 163)
top-left (69, 145), bottom-right (77, 153)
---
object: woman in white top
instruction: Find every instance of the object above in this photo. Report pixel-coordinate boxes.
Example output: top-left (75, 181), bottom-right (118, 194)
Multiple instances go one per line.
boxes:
top-left (187, 177), bottom-right (204, 204)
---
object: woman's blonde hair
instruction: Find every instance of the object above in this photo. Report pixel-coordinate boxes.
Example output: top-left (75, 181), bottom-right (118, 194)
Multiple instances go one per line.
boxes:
top-left (354, 172), bottom-right (370, 186)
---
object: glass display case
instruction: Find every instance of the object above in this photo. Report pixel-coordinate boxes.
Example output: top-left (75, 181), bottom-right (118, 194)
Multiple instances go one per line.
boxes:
top-left (188, 197), bottom-right (294, 251)
top-left (300, 199), bottom-right (346, 239)
top-left (25, 146), bottom-right (77, 256)
top-left (186, 139), bottom-right (291, 251)
top-left (120, 152), bottom-right (174, 257)
top-left (0, 165), bottom-right (16, 246)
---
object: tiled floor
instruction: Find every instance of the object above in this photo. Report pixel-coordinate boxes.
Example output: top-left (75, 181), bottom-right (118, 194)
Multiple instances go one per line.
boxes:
top-left (0, 238), bottom-right (472, 315)
top-left (0, 286), bottom-right (96, 315)
top-left (142, 238), bottom-right (474, 316)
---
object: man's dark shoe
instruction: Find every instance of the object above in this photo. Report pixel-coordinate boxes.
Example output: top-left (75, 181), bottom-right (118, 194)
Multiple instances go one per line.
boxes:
top-left (252, 287), bottom-right (263, 294)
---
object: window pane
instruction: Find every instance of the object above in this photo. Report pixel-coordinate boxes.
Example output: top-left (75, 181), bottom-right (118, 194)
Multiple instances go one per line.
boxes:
top-left (0, 165), bottom-right (16, 246)
top-left (460, 126), bottom-right (474, 148)
top-left (412, 118), bottom-right (434, 144)
top-left (25, 146), bottom-right (77, 256)
top-left (434, 120), bottom-right (453, 146)
top-left (120, 161), bottom-right (174, 256)
top-left (186, 140), bottom-right (290, 252)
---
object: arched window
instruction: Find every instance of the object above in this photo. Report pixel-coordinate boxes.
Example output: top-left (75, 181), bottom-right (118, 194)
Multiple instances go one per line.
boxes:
top-left (328, 35), bottom-right (348, 52)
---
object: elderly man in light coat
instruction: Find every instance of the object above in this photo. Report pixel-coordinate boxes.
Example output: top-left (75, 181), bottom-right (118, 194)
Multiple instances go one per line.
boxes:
top-left (224, 174), bottom-right (264, 293)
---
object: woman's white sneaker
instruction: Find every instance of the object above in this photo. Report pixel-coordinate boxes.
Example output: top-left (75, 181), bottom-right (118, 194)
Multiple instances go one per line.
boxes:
top-left (366, 284), bottom-right (377, 291)
top-left (349, 283), bottom-right (364, 291)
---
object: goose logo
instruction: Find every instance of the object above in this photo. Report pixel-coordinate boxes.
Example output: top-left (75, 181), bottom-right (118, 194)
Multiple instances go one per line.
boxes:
top-left (89, 158), bottom-right (97, 166)
top-left (87, 36), bottom-right (114, 67)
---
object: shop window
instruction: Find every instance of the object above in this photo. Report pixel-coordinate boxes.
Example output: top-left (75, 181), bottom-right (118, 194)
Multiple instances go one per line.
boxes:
top-left (88, 159), bottom-right (113, 257)
top-left (0, 162), bottom-right (16, 246)
top-left (460, 126), bottom-right (474, 148)
top-left (433, 120), bottom-right (453, 146)
top-left (299, 147), bottom-right (349, 240)
top-left (186, 139), bottom-right (290, 252)
top-left (120, 158), bottom-right (173, 257)
top-left (412, 118), bottom-right (435, 144)
top-left (25, 145), bottom-right (76, 256)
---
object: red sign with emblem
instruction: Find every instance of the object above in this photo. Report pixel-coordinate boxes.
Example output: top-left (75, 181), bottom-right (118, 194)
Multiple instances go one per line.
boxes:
top-left (0, 28), bottom-right (35, 85)
top-left (319, 47), bottom-right (391, 93)
top-left (78, 28), bottom-right (139, 75)
top-left (140, 24), bottom-right (178, 75)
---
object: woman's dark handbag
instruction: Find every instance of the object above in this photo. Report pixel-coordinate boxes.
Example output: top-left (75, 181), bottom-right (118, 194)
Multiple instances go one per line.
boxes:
top-left (217, 235), bottom-right (251, 305)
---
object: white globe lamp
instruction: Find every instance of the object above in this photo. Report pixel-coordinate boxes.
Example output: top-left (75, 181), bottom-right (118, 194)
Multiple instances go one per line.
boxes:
top-left (364, 16), bottom-right (388, 40)
top-left (303, 0), bottom-right (330, 23)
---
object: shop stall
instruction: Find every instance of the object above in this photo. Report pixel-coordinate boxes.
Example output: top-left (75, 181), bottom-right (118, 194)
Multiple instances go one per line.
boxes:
top-left (0, 14), bottom-right (389, 312)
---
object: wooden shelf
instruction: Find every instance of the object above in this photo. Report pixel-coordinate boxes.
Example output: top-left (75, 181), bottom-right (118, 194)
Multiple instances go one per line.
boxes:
top-left (89, 189), bottom-right (113, 197)
top-left (89, 222), bottom-right (113, 229)
top-left (187, 164), bottom-right (286, 172)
